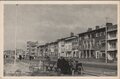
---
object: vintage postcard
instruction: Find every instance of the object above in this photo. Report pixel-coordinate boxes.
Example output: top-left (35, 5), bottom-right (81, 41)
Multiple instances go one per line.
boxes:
top-left (0, 1), bottom-right (119, 79)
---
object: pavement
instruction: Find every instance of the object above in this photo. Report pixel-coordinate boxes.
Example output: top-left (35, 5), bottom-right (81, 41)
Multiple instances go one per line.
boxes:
top-left (4, 61), bottom-right (31, 76)
top-left (4, 59), bottom-right (117, 76)
top-left (75, 58), bottom-right (117, 70)
top-left (83, 66), bottom-right (117, 76)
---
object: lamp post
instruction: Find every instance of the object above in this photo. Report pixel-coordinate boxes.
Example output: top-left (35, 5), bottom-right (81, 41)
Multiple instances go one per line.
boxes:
top-left (14, 4), bottom-right (17, 65)
top-left (14, 48), bottom-right (16, 65)
top-left (105, 24), bottom-right (108, 63)
top-left (105, 17), bottom-right (109, 63)
top-left (14, 4), bottom-right (19, 66)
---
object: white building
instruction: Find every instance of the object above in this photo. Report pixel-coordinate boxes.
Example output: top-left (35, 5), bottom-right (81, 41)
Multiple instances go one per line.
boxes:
top-left (27, 41), bottom-right (38, 58)
top-left (106, 23), bottom-right (117, 61)
top-left (57, 33), bottom-right (79, 58)
top-left (57, 38), bottom-right (66, 58)
top-left (16, 49), bottom-right (25, 58)
top-left (65, 36), bottom-right (78, 58)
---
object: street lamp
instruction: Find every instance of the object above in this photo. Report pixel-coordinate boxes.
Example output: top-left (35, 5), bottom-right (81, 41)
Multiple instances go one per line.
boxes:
top-left (105, 24), bottom-right (108, 63)
top-left (105, 17), bottom-right (110, 63)
top-left (14, 4), bottom-right (18, 65)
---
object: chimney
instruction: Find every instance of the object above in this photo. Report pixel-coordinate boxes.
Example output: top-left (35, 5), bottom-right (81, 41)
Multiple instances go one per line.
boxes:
top-left (87, 28), bottom-right (92, 32)
top-left (96, 26), bottom-right (100, 30)
top-left (70, 32), bottom-right (74, 37)
top-left (106, 23), bottom-right (113, 27)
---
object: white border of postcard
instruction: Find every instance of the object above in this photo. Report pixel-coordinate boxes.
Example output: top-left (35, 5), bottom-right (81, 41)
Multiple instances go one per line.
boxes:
top-left (0, 1), bottom-right (119, 79)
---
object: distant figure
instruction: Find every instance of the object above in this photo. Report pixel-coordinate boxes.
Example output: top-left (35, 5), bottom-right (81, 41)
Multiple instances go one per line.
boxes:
top-left (60, 57), bottom-right (66, 74)
top-left (19, 55), bottom-right (22, 60)
top-left (57, 57), bottom-right (62, 74)
top-left (62, 58), bottom-right (70, 75)
top-left (57, 57), bottom-right (61, 69)
top-left (71, 60), bottom-right (76, 75)
top-left (65, 58), bottom-right (71, 75)
top-left (76, 61), bottom-right (84, 75)
top-left (57, 57), bottom-right (70, 75)
top-left (29, 56), bottom-right (32, 60)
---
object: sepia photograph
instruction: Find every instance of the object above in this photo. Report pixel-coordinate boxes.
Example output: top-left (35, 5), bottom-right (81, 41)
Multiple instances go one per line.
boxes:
top-left (3, 2), bottom-right (119, 77)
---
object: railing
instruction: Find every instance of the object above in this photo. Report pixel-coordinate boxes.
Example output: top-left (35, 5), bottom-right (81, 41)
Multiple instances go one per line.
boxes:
top-left (107, 28), bottom-right (117, 32)
top-left (107, 37), bottom-right (117, 40)
top-left (107, 48), bottom-right (117, 51)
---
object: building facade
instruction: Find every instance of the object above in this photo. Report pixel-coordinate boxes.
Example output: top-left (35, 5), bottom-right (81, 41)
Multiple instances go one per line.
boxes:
top-left (36, 22), bottom-right (117, 63)
top-left (47, 41), bottom-right (58, 61)
top-left (27, 41), bottom-right (38, 58)
top-left (4, 50), bottom-right (15, 59)
top-left (57, 38), bottom-right (66, 58)
top-left (78, 26), bottom-right (106, 59)
top-left (106, 23), bottom-right (117, 62)
top-left (16, 49), bottom-right (26, 59)
top-left (65, 34), bottom-right (79, 58)
top-left (37, 45), bottom-right (45, 57)
top-left (78, 23), bottom-right (117, 63)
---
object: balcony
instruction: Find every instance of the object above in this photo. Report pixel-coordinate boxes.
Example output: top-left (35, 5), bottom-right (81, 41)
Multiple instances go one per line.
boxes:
top-left (107, 34), bottom-right (117, 41)
top-left (107, 25), bottom-right (117, 32)
top-left (107, 37), bottom-right (117, 41)
top-left (107, 45), bottom-right (117, 51)
top-left (107, 29), bottom-right (117, 32)
top-left (107, 48), bottom-right (117, 51)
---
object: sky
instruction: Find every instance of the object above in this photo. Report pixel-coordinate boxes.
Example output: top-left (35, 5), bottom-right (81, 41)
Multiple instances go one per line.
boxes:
top-left (4, 4), bottom-right (117, 50)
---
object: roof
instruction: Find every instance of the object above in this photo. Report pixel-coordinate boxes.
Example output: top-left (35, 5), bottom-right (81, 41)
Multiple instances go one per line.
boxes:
top-left (65, 36), bottom-right (78, 41)
top-left (57, 37), bottom-right (67, 41)
top-left (37, 45), bottom-right (45, 48)
top-left (78, 27), bottom-right (105, 36)
top-left (57, 35), bottom-right (78, 42)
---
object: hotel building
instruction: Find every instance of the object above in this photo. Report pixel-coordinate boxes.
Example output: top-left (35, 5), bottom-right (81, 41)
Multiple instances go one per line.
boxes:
top-left (65, 33), bottom-right (79, 58)
top-left (106, 23), bottom-right (117, 62)
top-left (78, 26), bottom-right (106, 59)
top-left (36, 22), bottom-right (117, 63)
top-left (27, 41), bottom-right (38, 58)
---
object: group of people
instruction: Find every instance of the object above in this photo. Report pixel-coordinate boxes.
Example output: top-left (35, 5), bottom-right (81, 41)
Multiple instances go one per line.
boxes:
top-left (57, 57), bottom-right (84, 76)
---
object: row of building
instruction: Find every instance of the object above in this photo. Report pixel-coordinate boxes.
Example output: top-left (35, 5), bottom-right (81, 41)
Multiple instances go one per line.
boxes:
top-left (26, 23), bottom-right (117, 63)
top-left (4, 49), bottom-right (26, 59)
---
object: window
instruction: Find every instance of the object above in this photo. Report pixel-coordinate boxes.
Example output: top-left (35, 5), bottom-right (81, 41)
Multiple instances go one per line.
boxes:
top-left (96, 33), bottom-right (98, 37)
top-left (99, 41), bottom-right (101, 46)
top-left (101, 42), bottom-right (105, 47)
top-left (88, 42), bottom-right (90, 48)
top-left (96, 42), bottom-right (99, 47)
top-left (101, 32), bottom-right (104, 36)
top-left (88, 34), bottom-right (91, 38)
top-left (73, 52), bottom-right (75, 55)
top-left (103, 32), bottom-right (105, 36)
top-left (100, 32), bottom-right (102, 36)
top-left (32, 49), bottom-right (35, 51)
top-left (79, 37), bottom-right (81, 40)
top-left (110, 42), bottom-right (116, 48)
top-left (27, 48), bottom-right (29, 50)
top-left (61, 45), bottom-right (64, 47)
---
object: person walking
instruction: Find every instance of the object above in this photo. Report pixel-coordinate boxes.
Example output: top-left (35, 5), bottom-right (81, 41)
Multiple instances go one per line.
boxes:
top-left (60, 57), bottom-right (66, 75)
top-left (57, 57), bottom-right (62, 75)
top-left (19, 55), bottom-right (22, 60)
top-left (71, 60), bottom-right (76, 76)
top-left (63, 58), bottom-right (70, 75)
top-left (66, 58), bottom-right (71, 75)
top-left (76, 61), bottom-right (84, 75)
